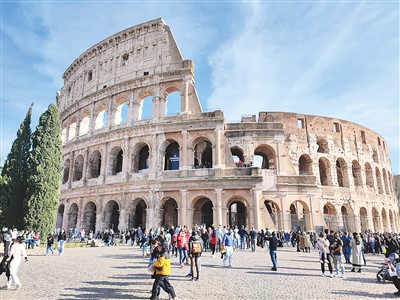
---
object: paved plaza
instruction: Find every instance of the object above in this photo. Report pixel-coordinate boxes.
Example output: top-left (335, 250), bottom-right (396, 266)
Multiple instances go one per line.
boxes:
top-left (0, 243), bottom-right (398, 300)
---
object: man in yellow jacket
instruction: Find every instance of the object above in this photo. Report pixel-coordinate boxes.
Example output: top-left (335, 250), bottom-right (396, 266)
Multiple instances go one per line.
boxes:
top-left (150, 244), bottom-right (178, 300)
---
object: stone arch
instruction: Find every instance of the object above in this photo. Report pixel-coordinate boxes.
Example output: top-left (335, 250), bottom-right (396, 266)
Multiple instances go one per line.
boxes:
top-left (114, 97), bottom-right (128, 125)
top-left (382, 208), bottom-right (389, 232)
top-left (81, 201), bottom-right (97, 233)
top-left (298, 154), bottom-right (312, 175)
top-left (88, 150), bottom-right (102, 179)
top-left (164, 86), bottom-right (181, 116)
top-left (341, 204), bottom-right (355, 232)
top-left (126, 198), bottom-right (148, 229)
top-left (360, 207), bottom-right (369, 232)
top-left (193, 197), bottom-right (214, 228)
top-left (254, 144), bottom-right (276, 169)
top-left (372, 207), bottom-right (380, 233)
top-left (372, 149), bottom-right (379, 163)
top-left (352, 160), bottom-right (362, 187)
top-left (68, 116), bottom-right (77, 141)
top-left (79, 110), bottom-right (90, 136)
top-left (231, 147), bottom-right (245, 165)
top-left (61, 123), bottom-right (67, 144)
top-left (62, 159), bottom-right (70, 184)
top-left (316, 137), bottom-right (329, 153)
top-left (162, 140), bottom-right (180, 171)
top-left (318, 157), bottom-right (332, 186)
top-left (289, 200), bottom-right (311, 231)
top-left (323, 202), bottom-right (337, 231)
top-left (95, 104), bottom-right (108, 130)
top-left (193, 138), bottom-right (213, 168)
top-left (104, 200), bottom-right (120, 231)
top-left (161, 198), bottom-right (178, 228)
top-left (264, 200), bottom-right (281, 229)
top-left (389, 210), bottom-right (395, 233)
top-left (227, 197), bottom-right (249, 228)
top-left (382, 168), bottom-right (390, 195)
top-left (73, 155), bottom-right (84, 181)
top-left (365, 163), bottom-right (373, 188)
top-left (56, 204), bottom-right (65, 229)
top-left (109, 146), bottom-right (123, 175)
top-left (67, 203), bottom-right (79, 230)
top-left (336, 158), bottom-right (349, 187)
top-left (138, 92), bottom-right (153, 120)
top-left (375, 167), bottom-right (383, 194)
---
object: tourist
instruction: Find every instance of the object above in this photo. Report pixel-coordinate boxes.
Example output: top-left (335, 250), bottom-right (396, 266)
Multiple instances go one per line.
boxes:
top-left (177, 229), bottom-right (187, 268)
top-left (2, 228), bottom-right (11, 257)
top-left (265, 231), bottom-right (278, 271)
top-left (57, 228), bottom-right (67, 255)
top-left (5, 236), bottom-right (28, 289)
top-left (238, 225), bottom-right (247, 250)
top-left (45, 233), bottom-right (54, 256)
top-left (188, 229), bottom-right (203, 281)
top-left (350, 232), bottom-right (363, 273)
top-left (341, 232), bottom-right (352, 264)
top-left (149, 243), bottom-right (178, 300)
top-left (317, 232), bottom-right (333, 277)
top-left (331, 232), bottom-right (346, 278)
top-left (249, 227), bottom-right (257, 252)
top-left (210, 227), bottom-right (218, 257)
top-left (222, 228), bottom-right (234, 267)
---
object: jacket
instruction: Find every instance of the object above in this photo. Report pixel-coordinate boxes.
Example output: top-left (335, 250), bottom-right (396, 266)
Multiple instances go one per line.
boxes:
top-left (153, 251), bottom-right (171, 276)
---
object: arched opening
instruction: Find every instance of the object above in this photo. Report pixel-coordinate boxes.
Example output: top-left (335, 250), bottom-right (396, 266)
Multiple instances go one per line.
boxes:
top-left (56, 204), bottom-right (65, 229)
top-left (67, 203), bottom-right (78, 230)
top-left (336, 158), bottom-right (349, 187)
top-left (164, 142), bottom-right (180, 170)
top-left (109, 147), bottom-right (123, 175)
top-left (298, 154), bottom-right (312, 175)
top-left (382, 168), bottom-right (389, 194)
top-left (228, 200), bottom-right (247, 228)
top-left (316, 138), bottom-right (328, 153)
top-left (389, 210), bottom-right (395, 233)
top-left (166, 90), bottom-right (181, 116)
top-left (68, 117), bottom-right (77, 141)
top-left (254, 144), bottom-right (275, 169)
top-left (104, 200), bottom-right (120, 231)
top-left (231, 147), bottom-right (245, 166)
top-left (88, 150), bottom-right (102, 179)
top-left (193, 198), bottom-right (213, 228)
top-left (61, 125), bottom-right (67, 144)
top-left (360, 207), bottom-right (368, 233)
top-left (95, 104), bottom-right (108, 130)
top-left (79, 110), bottom-right (90, 136)
top-left (264, 200), bottom-right (280, 229)
top-left (194, 140), bottom-right (212, 168)
top-left (82, 202), bottom-right (96, 233)
top-left (352, 160), bottom-right (362, 187)
top-left (162, 198), bottom-right (178, 228)
top-left (73, 155), bottom-right (84, 181)
top-left (365, 163), bottom-right (374, 188)
top-left (139, 95), bottom-right (153, 120)
top-left (341, 205), bottom-right (355, 232)
top-left (115, 100), bottom-right (128, 125)
top-left (318, 158), bottom-right (331, 186)
top-left (62, 159), bottom-right (70, 184)
top-left (382, 208), bottom-right (389, 232)
top-left (372, 150), bottom-right (379, 163)
top-left (375, 167), bottom-right (383, 194)
top-left (138, 145), bottom-right (150, 172)
top-left (290, 201), bottom-right (311, 231)
top-left (323, 203), bottom-right (337, 231)
top-left (134, 200), bottom-right (147, 228)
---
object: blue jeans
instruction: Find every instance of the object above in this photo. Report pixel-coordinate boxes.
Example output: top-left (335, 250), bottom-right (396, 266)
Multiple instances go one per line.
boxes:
top-left (58, 240), bottom-right (65, 255)
top-left (251, 239), bottom-right (256, 252)
top-left (46, 245), bottom-right (54, 255)
top-left (178, 247), bottom-right (187, 265)
top-left (270, 250), bottom-right (277, 269)
top-left (343, 246), bottom-right (351, 263)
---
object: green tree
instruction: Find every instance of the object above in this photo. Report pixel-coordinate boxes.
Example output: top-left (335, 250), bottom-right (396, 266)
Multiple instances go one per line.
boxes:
top-left (24, 104), bottom-right (63, 235)
top-left (0, 105), bottom-right (32, 228)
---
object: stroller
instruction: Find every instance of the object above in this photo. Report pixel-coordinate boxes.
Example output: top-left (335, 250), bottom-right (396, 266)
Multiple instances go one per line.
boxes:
top-left (377, 253), bottom-right (399, 283)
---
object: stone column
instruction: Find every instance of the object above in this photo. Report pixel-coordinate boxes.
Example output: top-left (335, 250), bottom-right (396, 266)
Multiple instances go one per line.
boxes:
top-left (252, 189), bottom-right (262, 229)
top-left (119, 209), bottom-right (126, 231)
top-left (68, 151), bottom-right (75, 189)
top-left (214, 189), bottom-right (223, 226)
top-left (181, 130), bottom-right (189, 169)
top-left (89, 102), bottom-right (96, 135)
top-left (75, 198), bottom-right (84, 230)
top-left (182, 79), bottom-right (190, 114)
top-left (214, 127), bottom-right (222, 168)
top-left (179, 190), bottom-right (188, 226)
top-left (127, 91), bottom-right (135, 125)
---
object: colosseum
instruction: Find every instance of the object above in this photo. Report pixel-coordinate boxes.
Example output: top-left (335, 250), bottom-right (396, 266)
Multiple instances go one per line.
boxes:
top-left (56, 18), bottom-right (398, 234)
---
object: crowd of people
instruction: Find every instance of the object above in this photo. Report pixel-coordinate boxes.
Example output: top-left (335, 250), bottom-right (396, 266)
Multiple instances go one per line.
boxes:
top-left (2, 224), bottom-right (400, 298)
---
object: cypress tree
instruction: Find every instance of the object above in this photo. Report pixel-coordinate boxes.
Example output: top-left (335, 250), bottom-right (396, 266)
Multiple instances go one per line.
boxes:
top-left (0, 105), bottom-right (32, 228)
top-left (24, 104), bottom-right (63, 235)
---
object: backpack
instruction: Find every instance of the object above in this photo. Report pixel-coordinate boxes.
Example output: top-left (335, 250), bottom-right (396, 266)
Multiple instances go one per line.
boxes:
top-left (192, 241), bottom-right (201, 254)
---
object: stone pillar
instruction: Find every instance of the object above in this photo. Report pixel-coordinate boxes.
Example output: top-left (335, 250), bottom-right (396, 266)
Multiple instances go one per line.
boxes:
top-left (107, 97), bottom-right (114, 129)
top-left (181, 130), bottom-right (189, 169)
top-left (75, 199), bottom-right (84, 231)
top-left (101, 143), bottom-right (108, 182)
top-left (68, 151), bottom-right (75, 189)
top-left (179, 190), bottom-right (188, 226)
top-left (214, 189), bottom-right (223, 226)
top-left (119, 209), bottom-right (126, 231)
top-left (127, 91), bottom-right (135, 125)
top-left (122, 138), bottom-right (129, 175)
top-left (182, 79), bottom-right (190, 114)
top-left (214, 127), bottom-right (222, 168)
top-left (89, 102), bottom-right (96, 135)
top-left (252, 189), bottom-right (262, 229)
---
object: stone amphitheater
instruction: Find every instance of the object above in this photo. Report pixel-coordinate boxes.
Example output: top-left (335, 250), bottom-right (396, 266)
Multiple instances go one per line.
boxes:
top-left (56, 18), bottom-right (398, 234)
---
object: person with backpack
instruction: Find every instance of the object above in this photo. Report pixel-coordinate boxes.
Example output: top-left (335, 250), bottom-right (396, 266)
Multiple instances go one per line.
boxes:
top-left (188, 229), bottom-right (203, 281)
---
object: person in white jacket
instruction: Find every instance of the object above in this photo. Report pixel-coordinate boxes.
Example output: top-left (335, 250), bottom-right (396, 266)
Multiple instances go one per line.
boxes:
top-left (316, 232), bottom-right (333, 277)
top-left (6, 236), bottom-right (28, 289)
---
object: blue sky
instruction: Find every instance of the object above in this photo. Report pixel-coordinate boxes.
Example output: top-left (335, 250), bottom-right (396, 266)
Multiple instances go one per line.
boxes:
top-left (1, 1), bottom-right (399, 174)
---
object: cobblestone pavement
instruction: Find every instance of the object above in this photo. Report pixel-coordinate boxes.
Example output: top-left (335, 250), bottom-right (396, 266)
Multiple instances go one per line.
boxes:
top-left (0, 244), bottom-right (397, 300)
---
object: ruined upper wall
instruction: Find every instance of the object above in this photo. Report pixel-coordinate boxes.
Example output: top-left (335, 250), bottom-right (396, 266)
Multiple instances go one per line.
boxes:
top-left (58, 18), bottom-right (191, 111)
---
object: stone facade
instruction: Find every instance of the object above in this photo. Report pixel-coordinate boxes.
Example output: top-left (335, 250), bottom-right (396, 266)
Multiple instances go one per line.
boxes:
top-left (56, 18), bottom-right (398, 233)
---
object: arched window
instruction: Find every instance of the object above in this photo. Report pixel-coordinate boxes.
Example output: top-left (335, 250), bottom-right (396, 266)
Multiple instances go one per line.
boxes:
top-left (298, 154), bottom-right (312, 175)
top-left (254, 144), bottom-right (275, 169)
top-left (95, 104), bottom-right (107, 130)
top-left (318, 158), bottom-right (331, 186)
top-left (68, 117), bottom-right (77, 141)
top-left (194, 140), bottom-right (213, 168)
top-left (231, 147), bottom-right (245, 167)
top-left (115, 100), bottom-right (128, 125)
top-left (138, 145), bottom-right (150, 172)
top-left (79, 111), bottom-right (90, 136)
top-left (352, 160), bottom-right (362, 187)
top-left (62, 159), bottom-right (70, 184)
top-left (88, 151), bottom-right (102, 178)
top-left (139, 95), bottom-right (152, 120)
top-left (365, 163), bottom-right (373, 188)
top-left (316, 138), bottom-right (328, 153)
top-left (109, 147), bottom-right (123, 175)
top-left (164, 142), bottom-right (180, 171)
top-left (73, 155), bottom-right (84, 181)
top-left (166, 91), bottom-right (181, 116)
